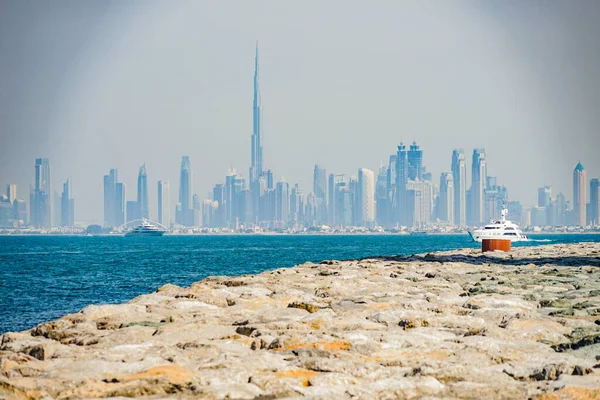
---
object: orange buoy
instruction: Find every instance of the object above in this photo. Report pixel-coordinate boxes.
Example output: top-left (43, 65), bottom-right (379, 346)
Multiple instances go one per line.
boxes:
top-left (482, 239), bottom-right (511, 252)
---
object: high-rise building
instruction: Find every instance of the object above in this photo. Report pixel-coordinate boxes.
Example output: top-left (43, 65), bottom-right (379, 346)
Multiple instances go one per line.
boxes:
top-left (104, 169), bottom-right (125, 227)
top-left (0, 195), bottom-right (12, 227)
top-left (275, 179), bottom-right (289, 229)
top-left (60, 178), bottom-right (74, 226)
top-left (386, 154), bottom-right (397, 226)
top-left (6, 184), bottom-right (16, 204)
top-left (328, 174), bottom-right (346, 226)
top-left (358, 168), bottom-right (375, 227)
top-left (438, 172), bottom-right (454, 224)
top-left (290, 184), bottom-right (304, 228)
top-left (573, 162), bottom-right (587, 226)
top-left (555, 193), bottom-right (567, 226)
top-left (31, 158), bottom-right (52, 228)
top-left (451, 149), bottom-right (466, 226)
top-left (375, 166), bottom-right (389, 227)
top-left (484, 177), bottom-right (507, 223)
top-left (158, 181), bottom-right (171, 228)
top-left (103, 169), bottom-right (118, 227)
top-left (395, 143), bottom-right (408, 225)
top-left (137, 164), bottom-right (149, 220)
top-left (212, 183), bottom-right (224, 228)
top-left (178, 156), bottom-right (194, 226)
top-left (589, 178), bottom-right (599, 226)
top-left (538, 186), bottom-right (552, 208)
top-left (407, 142), bottom-right (423, 181)
top-left (313, 165), bottom-right (327, 225)
top-left (115, 182), bottom-right (126, 226)
top-left (469, 148), bottom-right (487, 225)
top-left (202, 200), bottom-right (218, 228)
top-left (250, 42), bottom-right (263, 184)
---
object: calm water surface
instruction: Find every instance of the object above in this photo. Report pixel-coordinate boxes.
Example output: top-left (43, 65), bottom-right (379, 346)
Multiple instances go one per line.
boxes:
top-left (1, 234), bottom-right (598, 334)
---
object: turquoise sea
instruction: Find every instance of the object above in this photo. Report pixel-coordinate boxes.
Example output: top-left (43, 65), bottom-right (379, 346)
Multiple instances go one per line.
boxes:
top-left (1, 234), bottom-right (598, 334)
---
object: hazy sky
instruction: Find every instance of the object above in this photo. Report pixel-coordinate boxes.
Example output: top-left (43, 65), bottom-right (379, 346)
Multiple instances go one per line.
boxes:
top-left (1, 1), bottom-right (599, 223)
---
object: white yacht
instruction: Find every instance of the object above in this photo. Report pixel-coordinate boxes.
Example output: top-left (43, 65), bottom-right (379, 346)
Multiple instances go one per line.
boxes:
top-left (468, 205), bottom-right (528, 242)
top-left (125, 220), bottom-right (166, 237)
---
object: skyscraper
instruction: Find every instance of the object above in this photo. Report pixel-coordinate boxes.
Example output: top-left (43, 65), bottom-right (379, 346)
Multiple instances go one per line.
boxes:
top-left (451, 149), bottom-right (466, 226)
top-left (104, 169), bottom-right (126, 227)
top-left (115, 182), bottom-right (126, 226)
top-left (407, 142), bottom-right (424, 181)
top-left (250, 42), bottom-right (263, 184)
top-left (60, 178), bottom-right (74, 226)
top-left (438, 172), bottom-right (454, 224)
top-left (395, 143), bottom-right (408, 225)
top-left (275, 179), bottom-right (289, 229)
top-left (375, 165), bottom-right (389, 226)
top-left (469, 148), bottom-right (487, 225)
top-left (358, 168), bottom-right (375, 227)
top-left (158, 181), bottom-right (171, 228)
top-left (573, 162), bottom-right (586, 226)
top-left (178, 156), bottom-right (193, 226)
top-left (290, 184), bottom-right (304, 228)
top-left (137, 163), bottom-right (149, 219)
top-left (538, 186), bottom-right (552, 208)
top-left (386, 154), bottom-right (397, 226)
top-left (6, 184), bottom-right (16, 204)
top-left (313, 165), bottom-right (327, 224)
top-left (31, 158), bottom-right (52, 228)
top-left (590, 178), bottom-right (599, 226)
top-left (103, 169), bottom-right (118, 227)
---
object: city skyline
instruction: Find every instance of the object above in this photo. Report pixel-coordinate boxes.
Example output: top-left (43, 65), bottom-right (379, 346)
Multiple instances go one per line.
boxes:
top-left (1, 2), bottom-right (600, 223)
top-left (3, 66), bottom-right (600, 229)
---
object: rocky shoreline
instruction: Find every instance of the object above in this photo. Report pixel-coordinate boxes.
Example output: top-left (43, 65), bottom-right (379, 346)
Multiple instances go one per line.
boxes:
top-left (2, 242), bottom-right (600, 399)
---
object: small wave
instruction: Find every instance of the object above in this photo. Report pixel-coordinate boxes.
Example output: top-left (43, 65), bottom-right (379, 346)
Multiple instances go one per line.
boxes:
top-left (530, 239), bottom-right (553, 242)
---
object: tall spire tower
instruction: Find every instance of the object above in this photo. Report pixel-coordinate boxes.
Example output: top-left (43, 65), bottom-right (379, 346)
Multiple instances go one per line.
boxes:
top-left (250, 41), bottom-right (263, 183)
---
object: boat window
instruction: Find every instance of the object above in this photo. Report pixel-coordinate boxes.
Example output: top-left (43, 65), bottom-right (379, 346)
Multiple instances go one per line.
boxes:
top-left (503, 232), bottom-right (517, 236)
top-left (505, 227), bottom-right (514, 230)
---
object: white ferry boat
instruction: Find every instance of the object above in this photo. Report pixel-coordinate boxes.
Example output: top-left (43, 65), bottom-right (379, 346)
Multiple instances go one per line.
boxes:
top-left (468, 205), bottom-right (528, 242)
top-left (125, 220), bottom-right (166, 237)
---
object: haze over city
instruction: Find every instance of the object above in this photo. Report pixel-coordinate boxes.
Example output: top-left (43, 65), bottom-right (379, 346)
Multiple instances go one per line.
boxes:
top-left (1, 1), bottom-right (599, 224)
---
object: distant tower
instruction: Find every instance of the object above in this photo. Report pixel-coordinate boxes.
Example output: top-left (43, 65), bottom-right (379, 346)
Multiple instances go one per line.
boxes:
top-left (573, 162), bottom-right (587, 226)
top-left (31, 158), bottom-right (52, 228)
top-left (358, 168), bottom-right (375, 227)
top-left (451, 150), bottom-right (466, 226)
top-left (60, 178), bottom-right (74, 226)
top-left (407, 142), bottom-right (423, 181)
top-left (158, 181), bottom-right (171, 228)
top-left (178, 156), bottom-right (193, 226)
top-left (537, 186), bottom-right (552, 208)
top-left (103, 169), bottom-right (118, 227)
top-left (275, 178), bottom-right (290, 228)
top-left (250, 42), bottom-right (263, 184)
top-left (439, 172), bottom-right (454, 224)
top-left (6, 184), bottom-right (16, 204)
top-left (469, 148), bottom-right (487, 225)
top-left (395, 143), bottom-right (408, 224)
top-left (590, 178), bottom-right (599, 226)
top-left (137, 164), bottom-right (149, 219)
top-left (313, 164), bottom-right (327, 224)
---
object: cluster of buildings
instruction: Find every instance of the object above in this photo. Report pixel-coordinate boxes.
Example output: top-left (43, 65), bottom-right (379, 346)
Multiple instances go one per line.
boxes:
top-left (526, 163), bottom-right (599, 229)
top-left (0, 158), bottom-right (73, 229)
top-left (1, 46), bottom-right (599, 233)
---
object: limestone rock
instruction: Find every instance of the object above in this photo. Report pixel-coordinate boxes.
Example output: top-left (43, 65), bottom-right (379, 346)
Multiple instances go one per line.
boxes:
top-left (1, 242), bottom-right (600, 399)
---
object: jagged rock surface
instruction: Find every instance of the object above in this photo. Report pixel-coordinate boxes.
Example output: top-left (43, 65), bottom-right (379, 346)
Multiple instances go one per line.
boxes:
top-left (2, 242), bottom-right (600, 399)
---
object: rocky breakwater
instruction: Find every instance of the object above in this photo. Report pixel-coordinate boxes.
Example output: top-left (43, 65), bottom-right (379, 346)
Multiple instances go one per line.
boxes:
top-left (2, 242), bottom-right (600, 399)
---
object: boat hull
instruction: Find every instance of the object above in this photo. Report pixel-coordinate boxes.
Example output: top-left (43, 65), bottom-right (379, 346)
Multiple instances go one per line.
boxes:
top-left (125, 231), bottom-right (165, 237)
top-left (468, 231), bottom-right (528, 243)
